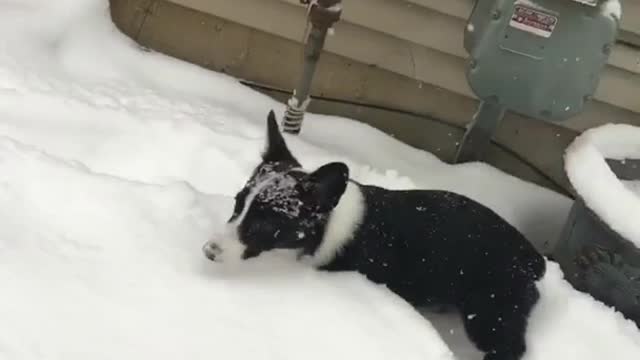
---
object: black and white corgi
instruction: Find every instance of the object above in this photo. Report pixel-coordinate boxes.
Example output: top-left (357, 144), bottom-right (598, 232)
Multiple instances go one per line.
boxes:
top-left (203, 110), bottom-right (546, 360)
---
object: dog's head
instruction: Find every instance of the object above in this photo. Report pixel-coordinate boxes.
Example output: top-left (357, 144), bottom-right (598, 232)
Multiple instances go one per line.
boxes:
top-left (203, 110), bottom-right (350, 263)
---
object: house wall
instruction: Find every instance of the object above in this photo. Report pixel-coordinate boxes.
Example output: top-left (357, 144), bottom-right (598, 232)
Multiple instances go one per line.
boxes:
top-left (109, 0), bottom-right (640, 194)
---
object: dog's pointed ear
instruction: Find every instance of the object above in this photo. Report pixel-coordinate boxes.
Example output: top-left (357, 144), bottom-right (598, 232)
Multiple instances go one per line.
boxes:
top-left (300, 162), bottom-right (350, 213)
top-left (262, 110), bottom-right (298, 164)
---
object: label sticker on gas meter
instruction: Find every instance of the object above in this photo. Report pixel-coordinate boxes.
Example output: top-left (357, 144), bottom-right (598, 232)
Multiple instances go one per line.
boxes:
top-left (509, 4), bottom-right (558, 38)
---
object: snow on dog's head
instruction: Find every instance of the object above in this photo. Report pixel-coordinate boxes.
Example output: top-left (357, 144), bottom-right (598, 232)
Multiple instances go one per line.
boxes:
top-left (203, 110), bottom-right (351, 263)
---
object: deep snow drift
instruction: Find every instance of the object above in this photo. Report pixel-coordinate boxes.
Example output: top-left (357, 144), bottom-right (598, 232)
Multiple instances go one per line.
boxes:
top-left (0, 1), bottom-right (638, 360)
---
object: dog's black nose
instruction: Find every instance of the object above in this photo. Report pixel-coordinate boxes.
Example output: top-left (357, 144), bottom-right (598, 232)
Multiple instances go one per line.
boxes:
top-left (202, 242), bottom-right (222, 261)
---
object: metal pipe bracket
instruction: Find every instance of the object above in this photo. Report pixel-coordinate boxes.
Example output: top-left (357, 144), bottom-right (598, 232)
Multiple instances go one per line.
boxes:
top-left (301, 0), bottom-right (342, 30)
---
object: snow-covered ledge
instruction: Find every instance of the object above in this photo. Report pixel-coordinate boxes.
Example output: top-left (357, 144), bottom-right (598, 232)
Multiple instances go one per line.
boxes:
top-left (564, 123), bottom-right (640, 247)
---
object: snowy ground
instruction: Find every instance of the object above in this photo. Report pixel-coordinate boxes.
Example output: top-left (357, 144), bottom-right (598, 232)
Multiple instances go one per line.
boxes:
top-left (0, 1), bottom-right (639, 359)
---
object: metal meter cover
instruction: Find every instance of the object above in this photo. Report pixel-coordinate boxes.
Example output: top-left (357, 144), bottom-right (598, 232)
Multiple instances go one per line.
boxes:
top-left (464, 0), bottom-right (619, 122)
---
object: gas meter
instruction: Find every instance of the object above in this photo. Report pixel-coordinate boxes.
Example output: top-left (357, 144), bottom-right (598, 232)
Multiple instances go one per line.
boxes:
top-left (456, 0), bottom-right (619, 163)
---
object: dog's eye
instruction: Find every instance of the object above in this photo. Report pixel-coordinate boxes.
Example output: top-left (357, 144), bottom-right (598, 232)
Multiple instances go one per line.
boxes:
top-left (244, 220), bottom-right (281, 240)
top-left (256, 221), bottom-right (277, 234)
